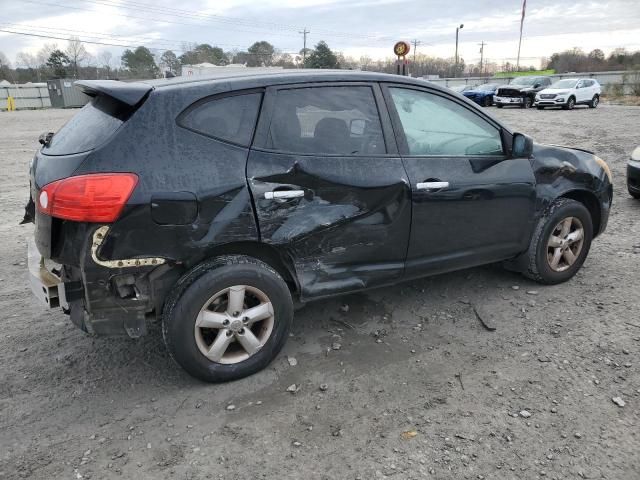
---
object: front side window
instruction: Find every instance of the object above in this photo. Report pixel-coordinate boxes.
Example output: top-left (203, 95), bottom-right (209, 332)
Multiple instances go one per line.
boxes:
top-left (267, 86), bottom-right (385, 155)
top-left (180, 92), bottom-right (262, 146)
top-left (389, 88), bottom-right (503, 156)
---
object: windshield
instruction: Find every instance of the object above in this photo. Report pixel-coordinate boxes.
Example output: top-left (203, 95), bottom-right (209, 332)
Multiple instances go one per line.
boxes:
top-left (475, 83), bottom-right (497, 91)
top-left (510, 77), bottom-right (538, 86)
top-left (550, 79), bottom-right (578, 89)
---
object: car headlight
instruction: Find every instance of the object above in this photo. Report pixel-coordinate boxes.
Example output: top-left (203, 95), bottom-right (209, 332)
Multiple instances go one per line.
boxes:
top-left (594, 156), bottom-right (612, 182)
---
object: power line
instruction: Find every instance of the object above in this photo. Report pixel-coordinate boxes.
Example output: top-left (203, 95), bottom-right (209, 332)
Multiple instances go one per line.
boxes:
top-left (0, 27), bottom-right (300, 57)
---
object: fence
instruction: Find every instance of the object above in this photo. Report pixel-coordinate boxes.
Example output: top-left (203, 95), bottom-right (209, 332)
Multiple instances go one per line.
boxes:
top-left (422, 70), bottom-right (637, 95)
top-left (0, 83), bottom-right (51, 110)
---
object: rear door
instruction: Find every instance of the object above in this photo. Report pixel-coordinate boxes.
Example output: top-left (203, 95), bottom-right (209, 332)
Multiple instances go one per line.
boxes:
top-left (247, 82), bottom-right (411, 299)
top-left (382, 84), bottom-right (536, 277)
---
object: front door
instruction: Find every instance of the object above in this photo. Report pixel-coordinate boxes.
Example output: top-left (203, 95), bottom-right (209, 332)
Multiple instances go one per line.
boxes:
top-left (382, 84), bottom-right (536, 277)
top-left (248, 83), bottom-right (412, 299)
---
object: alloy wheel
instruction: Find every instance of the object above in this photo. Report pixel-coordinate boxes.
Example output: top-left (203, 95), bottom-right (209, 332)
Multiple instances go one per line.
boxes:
top-left (194, 285), bottom-right (275, 364)
top-left (546, 217), bottom-right (585, 272)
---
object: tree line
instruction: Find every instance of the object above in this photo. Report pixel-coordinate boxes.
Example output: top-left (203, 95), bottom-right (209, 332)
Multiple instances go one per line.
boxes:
top-left (1, 36), bottom-right (639, 84)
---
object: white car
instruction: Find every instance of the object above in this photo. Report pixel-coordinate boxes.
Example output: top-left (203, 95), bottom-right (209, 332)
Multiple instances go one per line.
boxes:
top-left (535, 78), bottom-right (601, 110)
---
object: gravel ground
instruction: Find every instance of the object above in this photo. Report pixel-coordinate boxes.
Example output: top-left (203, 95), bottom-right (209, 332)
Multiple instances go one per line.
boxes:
top-left (1, 105), bottom-right (639, 480)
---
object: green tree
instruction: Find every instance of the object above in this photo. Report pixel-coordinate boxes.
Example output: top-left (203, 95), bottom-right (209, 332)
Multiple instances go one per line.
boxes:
top-left (46, 49), bottom-right (71, 77)
top-left (121, 46), bottom-right (159, 79)
top-left (304, 41), bottom-right (339, 69)
top-left (160, 50), bottom-right (181, 74)
top-left (247, 41), bottom-right (275, 67)
top-left (179, 44), bottom-right (226, 65)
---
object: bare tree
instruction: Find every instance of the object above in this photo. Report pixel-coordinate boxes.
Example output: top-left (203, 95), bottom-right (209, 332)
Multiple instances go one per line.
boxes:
top-left (16, 51), bottom-right (41, 81)
top-left (65, 36), bottom-right (89, 78)
top-left (37, 43), bottom-right (58, 68)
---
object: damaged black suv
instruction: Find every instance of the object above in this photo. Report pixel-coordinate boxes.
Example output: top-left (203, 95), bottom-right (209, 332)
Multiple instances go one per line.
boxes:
top-left (25, 71), bottom-right (613, 382)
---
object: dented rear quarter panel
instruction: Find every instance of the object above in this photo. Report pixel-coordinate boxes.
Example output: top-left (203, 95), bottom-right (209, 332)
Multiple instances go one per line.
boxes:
top-left (75, 85), bottom-right (260, 266)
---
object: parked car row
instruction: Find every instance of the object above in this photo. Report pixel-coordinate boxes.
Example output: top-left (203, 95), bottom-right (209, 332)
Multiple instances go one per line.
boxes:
top-left (451, 77), bottom-right (602, 111)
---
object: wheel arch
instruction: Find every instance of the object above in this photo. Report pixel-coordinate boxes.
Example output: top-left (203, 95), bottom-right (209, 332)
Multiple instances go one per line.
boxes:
top-left (197, 241), bottom-right (300, 296)
top-left (558, 189), bottom-right (601, 236)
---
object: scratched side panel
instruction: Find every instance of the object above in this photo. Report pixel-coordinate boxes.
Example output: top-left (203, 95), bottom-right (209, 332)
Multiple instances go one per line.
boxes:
top-left (247, 150), bottom-right (412, 299)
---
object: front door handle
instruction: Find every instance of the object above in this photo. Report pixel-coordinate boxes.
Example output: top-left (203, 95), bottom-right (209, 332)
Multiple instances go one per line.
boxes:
top-left (416, 181), bottom-right (449, 191)
top-left (264, 190), bottom-right (304, 200)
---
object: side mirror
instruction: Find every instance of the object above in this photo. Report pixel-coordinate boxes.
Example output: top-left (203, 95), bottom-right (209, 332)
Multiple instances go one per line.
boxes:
top-left (512, 133), bottom-right (533, 158)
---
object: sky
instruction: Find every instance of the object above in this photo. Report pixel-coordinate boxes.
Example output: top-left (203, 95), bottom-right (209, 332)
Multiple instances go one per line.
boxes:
top-left (1, 0), bottom-right (640, 68)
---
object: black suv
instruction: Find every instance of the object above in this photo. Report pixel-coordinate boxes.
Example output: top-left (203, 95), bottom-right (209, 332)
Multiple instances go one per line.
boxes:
top-left (25, 71), bottom-right (612, 382)
top-left (494, 76), bottom-right (552, 108)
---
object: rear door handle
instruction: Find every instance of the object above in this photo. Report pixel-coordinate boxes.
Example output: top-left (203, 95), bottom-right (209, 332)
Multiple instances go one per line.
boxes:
top-left (416, 181), bottom-right (449, 191)
top-left (264, 190), bottom-right (304, 200)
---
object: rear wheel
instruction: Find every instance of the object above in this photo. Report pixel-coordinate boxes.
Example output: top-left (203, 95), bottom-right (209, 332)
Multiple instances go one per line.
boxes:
top-left (162, 255), bottom-right (293, 382)
top-left (522, 198), bottom-right (593, 284)
top-left (589, 95), bottom-right (599, 108)
top-left (521, 96), bottom-right (532, 109)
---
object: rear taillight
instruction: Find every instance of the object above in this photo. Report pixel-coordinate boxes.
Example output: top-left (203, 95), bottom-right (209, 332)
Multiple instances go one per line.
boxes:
top-left (37, 173), bottom-right (138, 223)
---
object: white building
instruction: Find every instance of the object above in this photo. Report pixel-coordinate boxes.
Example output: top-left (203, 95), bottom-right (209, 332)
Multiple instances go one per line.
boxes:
top-left (180, 63), bottom-right (284, 77)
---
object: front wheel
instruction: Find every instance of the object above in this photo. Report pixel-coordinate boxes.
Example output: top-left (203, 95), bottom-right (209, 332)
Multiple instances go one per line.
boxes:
top-left (521, 96), bottom-right (532, 108)
top-left (482, 96), bottom-right (492, 107)
top-left (563, 97), bottom-right (576, 110)
top-left (162, 256), bottom-right (293, 382)
top-left (589, 95), bottom-right (599, 108)
top-left (522, 198), bottom-right (593, 285)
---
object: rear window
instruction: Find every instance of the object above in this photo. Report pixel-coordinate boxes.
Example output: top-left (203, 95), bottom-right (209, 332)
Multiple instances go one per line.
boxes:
top-left (178, 92), bottom-right (262, 147)
top-left (43, 95), bottom-right (126, 156)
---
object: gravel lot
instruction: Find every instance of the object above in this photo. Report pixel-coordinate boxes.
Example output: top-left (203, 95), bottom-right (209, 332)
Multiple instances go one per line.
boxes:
top-left (1, 104), bottom-right (639, 480)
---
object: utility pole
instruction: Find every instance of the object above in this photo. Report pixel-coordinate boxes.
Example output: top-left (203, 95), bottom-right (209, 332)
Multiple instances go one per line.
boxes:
top-left (478, 41), bottom-right (486, 76)
top-left (411, 39), bottom-right (422, 64)
top-left (411, 39), bottom-right (421, 77)
top-left (299, 28), bottom-right (309, 66)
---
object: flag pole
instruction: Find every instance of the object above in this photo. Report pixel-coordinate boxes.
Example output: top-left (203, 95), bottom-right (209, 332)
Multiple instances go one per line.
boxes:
top-left (516, 0), bottom-right (526, 71)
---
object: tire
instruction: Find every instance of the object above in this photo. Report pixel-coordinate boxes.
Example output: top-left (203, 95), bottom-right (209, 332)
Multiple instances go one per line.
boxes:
top-left (522, 198), bottom-right (593, 285)
top-left (563, 97), bottom-right (576, 110)
top-left (482, 96), bottom-right (491, 107)
top-left (162, 255), bottom-right (294, 382)
top-left (496, 104), bottom-right (503, 109)
top-left (536, 106), bottom-right (545, 110)
top-left (521, 96), bottom-right (532, 109)
top-left (589, 95), bottom-right (599, 108)
top-left (629, 188), bottom-right (640, 199)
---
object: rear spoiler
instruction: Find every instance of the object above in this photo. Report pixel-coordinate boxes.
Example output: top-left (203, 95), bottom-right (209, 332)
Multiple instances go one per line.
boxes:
top-left (74, 80), bottom-right (153, 106)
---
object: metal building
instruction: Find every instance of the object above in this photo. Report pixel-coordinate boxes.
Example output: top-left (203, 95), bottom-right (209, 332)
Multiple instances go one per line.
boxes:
top-left (46, 79), bottom-right (90, 108)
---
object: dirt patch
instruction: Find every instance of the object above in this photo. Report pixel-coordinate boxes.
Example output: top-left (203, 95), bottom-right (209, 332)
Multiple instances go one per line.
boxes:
top-left (0, 106), bottom-right (639, 479)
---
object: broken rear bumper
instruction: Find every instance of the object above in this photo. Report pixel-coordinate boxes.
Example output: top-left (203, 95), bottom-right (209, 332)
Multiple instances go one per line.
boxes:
top-left (27, 238), bottom-right (68, 310)
top-left (27, 226), bottom-right (180, 338)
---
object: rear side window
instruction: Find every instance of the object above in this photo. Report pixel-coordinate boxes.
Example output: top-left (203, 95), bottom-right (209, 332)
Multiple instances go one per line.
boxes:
top-left (43, 95), bottom-right (125, 156)
top-left (179, 92), bottom-right (262, 147)
top-left (266, 86), bottom-right (385, 155)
